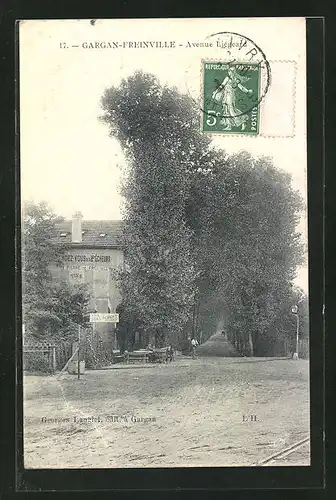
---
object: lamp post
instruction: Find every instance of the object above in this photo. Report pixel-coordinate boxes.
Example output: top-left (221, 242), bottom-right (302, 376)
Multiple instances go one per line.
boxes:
top-left (291, 305), bottom-right (299, 359)
top-left (295, 311), bottom-right (299, 359)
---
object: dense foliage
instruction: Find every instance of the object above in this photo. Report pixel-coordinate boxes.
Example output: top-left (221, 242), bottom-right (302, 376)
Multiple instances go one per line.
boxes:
top-left (101, 72), bottom-right (206, 347)
top-left (22, 202), bottom-right (89, 342)
top-left (187, 151), bottom-right (306, 354)
top-left (101, 71), bottom-right (307, 355)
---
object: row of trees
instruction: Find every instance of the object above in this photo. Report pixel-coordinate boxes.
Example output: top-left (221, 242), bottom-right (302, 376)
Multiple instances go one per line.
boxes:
top-left (21, 197), bottom-right (308, 355)
top-left (101, 71), bottom-right (308, 355)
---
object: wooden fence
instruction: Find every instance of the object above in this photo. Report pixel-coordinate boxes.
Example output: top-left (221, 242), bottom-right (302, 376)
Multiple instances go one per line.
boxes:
top-left (23, 341), bottom-right (73, 373)
top-left (23, 332), bottom-right (119, 373)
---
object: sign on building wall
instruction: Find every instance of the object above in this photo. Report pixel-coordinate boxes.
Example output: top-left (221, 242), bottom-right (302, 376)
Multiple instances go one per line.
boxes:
top-left (69, 269), bottom-right (85, 285)
top-left (64, 253), bottom-right (113, 263)
top-left (58, 250), bottom-right (122, 315)
top-left (63, 251), bottom-right (123, 264)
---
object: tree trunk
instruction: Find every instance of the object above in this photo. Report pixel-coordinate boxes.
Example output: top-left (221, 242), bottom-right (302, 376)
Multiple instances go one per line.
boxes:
top-left (155, 328), bottom-right (165, 348)
top-left (195, 300), bottom-right (201, 339)
top-left (248, 332), bottom-right (254, 357)
top-left (191, 300), bottom-right (196, 338)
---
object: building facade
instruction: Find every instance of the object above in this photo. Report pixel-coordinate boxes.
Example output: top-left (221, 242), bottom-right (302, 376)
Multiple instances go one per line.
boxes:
top-left (50, 212), bottom-right (124, 348)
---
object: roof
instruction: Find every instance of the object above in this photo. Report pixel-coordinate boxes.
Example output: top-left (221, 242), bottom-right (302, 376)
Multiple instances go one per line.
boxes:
top-left (52, 220), bottom-right (123, 249)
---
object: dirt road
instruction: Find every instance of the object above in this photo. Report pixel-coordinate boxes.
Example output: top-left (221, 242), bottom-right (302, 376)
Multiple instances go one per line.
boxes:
top-left (23, 357), bottom-right (310, 468)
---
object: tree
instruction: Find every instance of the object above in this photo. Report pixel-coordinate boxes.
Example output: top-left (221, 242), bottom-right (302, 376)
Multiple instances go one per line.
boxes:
top-left (100, 71), bottom-right (306, 354)
top-left (100, 72), bottom-right (205, 346)
top-left (115, 302), bottom-right (144, 352)
top-left (45, 280), bottom-right (90, 342)
top-left (22, 202), bottom-right (89, 342)
top-left (185, 151), bottom-right (305, 355)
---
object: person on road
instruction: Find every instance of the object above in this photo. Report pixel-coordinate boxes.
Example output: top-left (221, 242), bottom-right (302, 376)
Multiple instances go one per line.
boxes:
top-left (166, 345), bottom-right (174, 362)
top-left (191, 337), bottom-right (199, 359)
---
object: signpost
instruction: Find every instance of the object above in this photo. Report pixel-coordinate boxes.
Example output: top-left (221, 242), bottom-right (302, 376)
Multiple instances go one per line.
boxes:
top-left (89, 313), bottom-right (119, 323)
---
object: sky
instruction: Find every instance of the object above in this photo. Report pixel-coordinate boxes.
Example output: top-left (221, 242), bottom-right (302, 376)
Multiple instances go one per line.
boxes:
top-left (19, 18), bottom-right (308, 291)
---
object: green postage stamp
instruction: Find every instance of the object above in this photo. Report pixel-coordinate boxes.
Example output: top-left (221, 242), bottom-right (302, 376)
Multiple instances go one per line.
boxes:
top-left (202, 61), bottom-right (261, 135)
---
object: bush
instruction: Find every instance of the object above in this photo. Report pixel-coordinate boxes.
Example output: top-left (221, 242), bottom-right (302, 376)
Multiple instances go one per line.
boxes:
top-left (83, 348), bottom-right (100, 370)
top-left (23, 352), bottom-right (53, 374)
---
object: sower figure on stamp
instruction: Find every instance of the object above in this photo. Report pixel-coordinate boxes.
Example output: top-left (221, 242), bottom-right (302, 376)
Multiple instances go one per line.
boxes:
top-left (212, 66), bottom-right (253, 131)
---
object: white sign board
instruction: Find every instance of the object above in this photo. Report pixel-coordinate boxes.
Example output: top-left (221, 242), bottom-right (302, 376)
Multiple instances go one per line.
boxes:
top-left (89, 313), bottom-right (119, 323)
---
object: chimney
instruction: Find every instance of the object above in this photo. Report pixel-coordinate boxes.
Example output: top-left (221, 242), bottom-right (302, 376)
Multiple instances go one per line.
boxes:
top-left (72, 211), bottom-right (83, 243)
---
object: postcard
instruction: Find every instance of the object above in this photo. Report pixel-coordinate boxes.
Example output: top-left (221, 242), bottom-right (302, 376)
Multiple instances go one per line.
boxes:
top-left (19, 17), bottom-right (310, 469)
